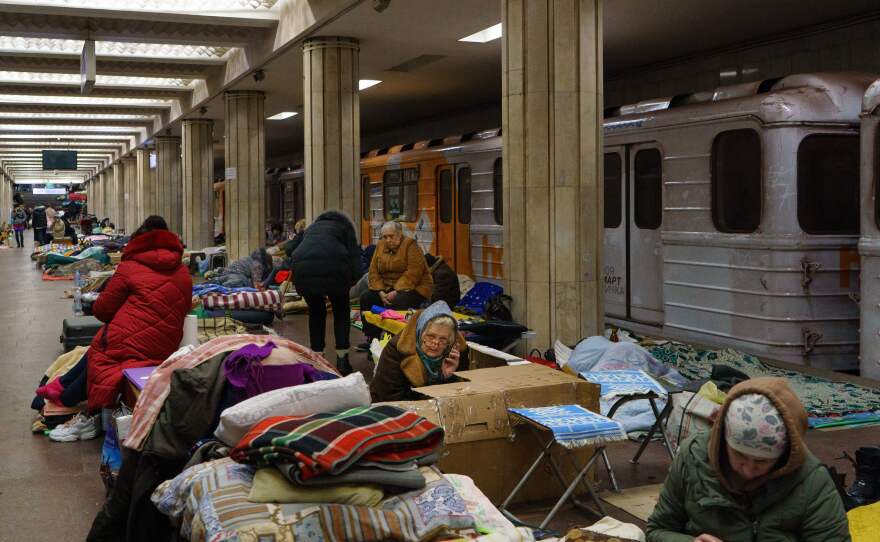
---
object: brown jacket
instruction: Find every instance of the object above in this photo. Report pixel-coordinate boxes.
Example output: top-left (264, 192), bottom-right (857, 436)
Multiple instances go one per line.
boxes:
top-left (369, 311), bottom-right (469, 403)
top-left (368, 236), bottom-right (433, 300)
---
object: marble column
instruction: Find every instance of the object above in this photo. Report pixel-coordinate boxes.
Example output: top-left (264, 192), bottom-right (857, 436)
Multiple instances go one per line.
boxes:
top-left (111, 161), bottom-right (124, 229)
top-left (135, 147), bottom-right (154, 224)
top-left (502, 0), bottom-right (604, 348)
top-left (303, 36), bottom-right (360, 230)
top-left (156, 136), bottom-right (182, 235)
top-left (182, 119), bottom-right (215, 250)
top-left (122, 156), bottom-right (137, 234)
top-left (224, 91), bottom-right (265, 261)
top-left (93, 173), bottom-right (102, 219)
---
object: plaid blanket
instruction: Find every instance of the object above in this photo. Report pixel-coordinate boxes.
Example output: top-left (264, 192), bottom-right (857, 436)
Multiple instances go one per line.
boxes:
top-left (202, 290), bottom-right (282, 311)
top-left (231, 405), bottom-right (444, 482)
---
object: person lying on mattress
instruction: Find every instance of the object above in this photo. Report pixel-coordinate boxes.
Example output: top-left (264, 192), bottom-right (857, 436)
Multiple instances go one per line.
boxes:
top-left (646, 377), bottom-right (850, 542)
top-left (370, 300), bottom-right (469, 402)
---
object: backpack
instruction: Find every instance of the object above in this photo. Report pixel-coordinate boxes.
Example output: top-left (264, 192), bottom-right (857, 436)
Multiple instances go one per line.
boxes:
top-left (484, 293), bottom-right (513, 321)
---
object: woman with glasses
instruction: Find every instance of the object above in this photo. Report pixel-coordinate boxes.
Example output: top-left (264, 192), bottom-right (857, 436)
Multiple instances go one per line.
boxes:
top-left (370, 300), bottom-right (469, 402)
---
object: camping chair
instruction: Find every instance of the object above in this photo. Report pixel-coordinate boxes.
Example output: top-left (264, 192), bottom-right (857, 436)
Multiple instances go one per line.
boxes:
top-left (499, 405), bottom-right (626, 529)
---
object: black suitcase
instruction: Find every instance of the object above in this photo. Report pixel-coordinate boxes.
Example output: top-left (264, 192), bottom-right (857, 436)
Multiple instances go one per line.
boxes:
top-left (60, 316), bottom-right (102, 351)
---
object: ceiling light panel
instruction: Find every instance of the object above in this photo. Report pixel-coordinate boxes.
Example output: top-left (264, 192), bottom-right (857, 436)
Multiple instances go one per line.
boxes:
top-left (0, 71), bottom-right (192, 88)
top-left (266, 111), bottom-right (297, 120)
top-left (0, 124), bottom-right (139, 132)
top-left (359, 79), bottom-right (381, 90)
top-left (0, 37), bottom-right (229, 60)
top-left (0, 112), bottom-right (154, 120)
top-left (0, 0), bottom-right (278, 10)
top-left (0, 94), bottom-right (172, 107)
top-left (459, 23), bottom-right (503, 43)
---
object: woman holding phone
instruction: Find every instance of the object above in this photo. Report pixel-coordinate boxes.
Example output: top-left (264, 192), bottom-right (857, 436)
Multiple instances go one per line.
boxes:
top-left (370, 300), bottom-right (469, 402)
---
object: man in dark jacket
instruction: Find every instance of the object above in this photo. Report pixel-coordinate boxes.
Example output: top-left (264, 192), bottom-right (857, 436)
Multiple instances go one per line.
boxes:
top-left (291, 209), bottom-right (361, 375)
top-left (31, 205), bottom-right (47, 246)
top-left (425, 254), bottom-right (460, 309)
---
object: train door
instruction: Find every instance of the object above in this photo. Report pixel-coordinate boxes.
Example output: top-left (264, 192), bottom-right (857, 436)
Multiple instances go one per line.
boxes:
top-left (602, 143), bottom-right (664, 324)
top-left (435, 163), bottom-right (473, 275)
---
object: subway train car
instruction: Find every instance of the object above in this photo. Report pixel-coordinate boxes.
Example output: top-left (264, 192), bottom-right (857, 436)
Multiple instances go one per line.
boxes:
top-left (270, 72), bottom-right (872, 371)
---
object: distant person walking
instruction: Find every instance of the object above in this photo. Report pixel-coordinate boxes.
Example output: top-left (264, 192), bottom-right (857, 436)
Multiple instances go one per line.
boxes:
top-left (31, 205), bottom-right (47, 246)
top-left (10, 204), bottom-right (27, 248)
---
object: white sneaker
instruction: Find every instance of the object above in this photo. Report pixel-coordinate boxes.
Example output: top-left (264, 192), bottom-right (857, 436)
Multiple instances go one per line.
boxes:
top-left (48, 412), bottom-right (101, 442)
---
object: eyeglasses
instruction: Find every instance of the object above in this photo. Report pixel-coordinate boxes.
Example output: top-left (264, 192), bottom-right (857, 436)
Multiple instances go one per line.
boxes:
top-left (422, 333), bottom-right (450, 347)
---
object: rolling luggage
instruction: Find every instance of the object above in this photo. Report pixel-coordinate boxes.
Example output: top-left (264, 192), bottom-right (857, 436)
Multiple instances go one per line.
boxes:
top-left (60, 316), bottom-right (102, 351)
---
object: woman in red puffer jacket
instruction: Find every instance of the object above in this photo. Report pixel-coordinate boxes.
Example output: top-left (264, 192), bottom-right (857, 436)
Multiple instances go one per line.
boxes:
top-left (87, 215), bottom-right (193, 410)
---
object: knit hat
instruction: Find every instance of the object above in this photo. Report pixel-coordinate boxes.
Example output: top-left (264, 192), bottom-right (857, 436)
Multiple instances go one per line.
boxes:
top-left (724, 393), bottom-right (788, 459)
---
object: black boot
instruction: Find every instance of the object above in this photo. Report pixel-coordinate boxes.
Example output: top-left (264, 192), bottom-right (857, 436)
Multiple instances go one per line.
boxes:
top-left (336, 353), bottom-right (353, 377)
top-left (847, 447), bottom-right (880, 507)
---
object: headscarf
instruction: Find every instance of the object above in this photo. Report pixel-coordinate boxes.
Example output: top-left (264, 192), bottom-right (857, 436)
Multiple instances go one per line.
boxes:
top-left (415, 301), bottom-right (457, 384)
top-left (724, 393), bottom-right (789, 459)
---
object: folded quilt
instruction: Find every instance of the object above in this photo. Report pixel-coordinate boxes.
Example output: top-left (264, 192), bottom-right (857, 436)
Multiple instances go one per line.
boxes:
top-left (202, 289), bottom-right (282, 311)
top-left (192, 283), bottom-right (258, 297)
top-left (231, 405), bottom-right (444, 482)
top-left (276, 462), bottom-right (427, 490)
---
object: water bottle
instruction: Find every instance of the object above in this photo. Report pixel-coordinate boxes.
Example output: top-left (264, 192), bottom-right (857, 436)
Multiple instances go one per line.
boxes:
top-left (73, 287), bottom-right (83, 316)
top-left (74, 270), bottom-right (81, 288)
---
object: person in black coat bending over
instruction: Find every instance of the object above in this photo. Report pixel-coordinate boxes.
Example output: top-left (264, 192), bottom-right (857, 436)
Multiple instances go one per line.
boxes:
top-left (290, 209), bottom-right (362, 375)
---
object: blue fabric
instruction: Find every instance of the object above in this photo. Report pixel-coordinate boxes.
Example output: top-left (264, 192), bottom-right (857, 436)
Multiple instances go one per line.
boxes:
top-left (192, 283), bottom-right (259, 297)
top-left (581, 369), bottom-right (666, 397)
top-left (508, 404), bottom-right (626, 448)
top-left (457, 282), bottom-right (503, 315)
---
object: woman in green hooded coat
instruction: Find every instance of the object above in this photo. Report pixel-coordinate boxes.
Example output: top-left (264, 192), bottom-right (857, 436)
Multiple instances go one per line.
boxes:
top-left (646, 377), bottom-right (850, 542)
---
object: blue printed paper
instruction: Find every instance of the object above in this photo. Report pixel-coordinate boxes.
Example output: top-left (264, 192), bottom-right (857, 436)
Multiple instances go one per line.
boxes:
top-left (581, 369), bottom-right (666, 398)
top-left (508, 404), bottom-right (626, 449)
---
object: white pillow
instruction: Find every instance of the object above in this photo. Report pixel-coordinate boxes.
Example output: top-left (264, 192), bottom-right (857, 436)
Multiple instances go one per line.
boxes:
top-left (214, 372), bottom-right (371, 446)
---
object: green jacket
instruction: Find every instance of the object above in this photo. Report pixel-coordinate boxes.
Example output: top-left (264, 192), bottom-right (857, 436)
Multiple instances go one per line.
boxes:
top-left (647, 423), bottom-right (850, 542)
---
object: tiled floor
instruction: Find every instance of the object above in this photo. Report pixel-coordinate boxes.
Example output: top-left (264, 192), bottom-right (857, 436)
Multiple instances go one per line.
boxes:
top-left (2, 233), bottom-right (877, 540)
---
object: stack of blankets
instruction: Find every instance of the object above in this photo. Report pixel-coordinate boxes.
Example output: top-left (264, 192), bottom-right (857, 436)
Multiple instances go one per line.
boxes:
top-left (153, 402), bottom-right (526, 541)
top-left (192, 284), bottom-right (283, 325)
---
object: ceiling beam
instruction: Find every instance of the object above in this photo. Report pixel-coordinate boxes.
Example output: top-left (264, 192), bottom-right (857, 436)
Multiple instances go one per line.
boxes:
top-left (0, 117), bottom-right (154, 127)
top-left (0, 82), bottom-right (190, 99)
top-left (0, 9), bottom-right (272, 47)
top-left (0, 53), bottom-right (223, 79)
top-left (0, 103), bottom-right (167, 116)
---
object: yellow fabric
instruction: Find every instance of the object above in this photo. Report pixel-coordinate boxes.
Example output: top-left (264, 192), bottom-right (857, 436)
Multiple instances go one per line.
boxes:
top-left (697, 380), bottom-right (727, 405)
top-left (45, 346), bottom-right (89, 380)
top-left (247, 468), bottom-right (384, 506)
top-left (363, 310), bottom-right (478, 336)
top-left (848, 501), bottom-right (880, 542)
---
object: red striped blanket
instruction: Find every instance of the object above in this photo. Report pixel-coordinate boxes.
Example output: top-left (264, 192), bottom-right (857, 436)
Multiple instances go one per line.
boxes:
top-left (202, 290), bottom-right (282, 311)
top-left (231, 405), bottom-right (443, 482)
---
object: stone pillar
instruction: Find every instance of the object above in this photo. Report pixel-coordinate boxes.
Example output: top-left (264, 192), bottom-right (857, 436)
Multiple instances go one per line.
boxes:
top-left (86, 180), bottom-right (92, 215)
top-left (182, 119), bottom-right (214, 250)
top-left (111, 162), bottom-right (123, 228)
top-left (156, 136), bottom-right (182, 235)
top-left (122, 156), bottom-right (137, 234)
top-left (502, 0), bottom-right (604, 348)
top-left (135, 147), bottom-right (154, 224)
top-left (303, 37), bottom-right (361, 229)
top-left (93, 173), bottom-right (101, 218)
top-left (224, 91), bottom-right (265, 260)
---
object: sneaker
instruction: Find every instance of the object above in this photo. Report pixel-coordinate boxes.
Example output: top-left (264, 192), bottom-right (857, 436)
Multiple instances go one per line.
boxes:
top-left (48, 412), bottom-right (101, 442)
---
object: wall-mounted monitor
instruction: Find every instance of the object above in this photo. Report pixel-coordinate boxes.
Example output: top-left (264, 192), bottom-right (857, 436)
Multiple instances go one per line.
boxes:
top-left (42, 150), bottom-right (77, 170)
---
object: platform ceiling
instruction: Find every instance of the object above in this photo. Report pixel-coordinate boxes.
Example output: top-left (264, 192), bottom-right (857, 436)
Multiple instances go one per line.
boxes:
top-left (0, 0), bottom-right (876, 182)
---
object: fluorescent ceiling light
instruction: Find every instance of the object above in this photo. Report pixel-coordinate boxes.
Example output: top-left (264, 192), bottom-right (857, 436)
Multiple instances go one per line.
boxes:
top-left (359, 79), bottom-right (381, 91)
top-left (0, 112), bottom-right (154, 120)
top-left (0, 37), bottom-right (229, 60)
top-left (0, 94), bottom-right (171, 107)
top-left (459, 23), bottom-right (502, 43)
top-left (0, 71), bottom-right (192, 88)
top-left (266, 111), bottom-right (297, 120)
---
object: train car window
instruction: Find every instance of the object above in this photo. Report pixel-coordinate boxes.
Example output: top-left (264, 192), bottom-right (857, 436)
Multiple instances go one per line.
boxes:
top-left (711, 129), bottom-right (761, 233)
top-left (382, 167), bottom-right (419, 221)
top-left (438, 168), bottom-right (453, 223)
top-left (797, 134), bottom-right (859, 235)
top-left (493, 158), bottom-right (503, 225)
top-left (634, 149), bottom-right (662, 229)
top-left (604, 153), bottom-right (622, 228)
top-left (458, 166), bottom-right (472, 224)
top-left (361, 175), bottom-right (370, 221)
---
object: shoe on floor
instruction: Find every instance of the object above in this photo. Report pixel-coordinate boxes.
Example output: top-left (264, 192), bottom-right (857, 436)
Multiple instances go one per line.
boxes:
top-left (355, 341), bottom-right (370, 352)
top-left (48, 412), bottom-right (101, 442)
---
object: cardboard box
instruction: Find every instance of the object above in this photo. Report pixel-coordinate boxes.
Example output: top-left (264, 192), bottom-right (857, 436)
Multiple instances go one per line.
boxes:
top-left (383, 363), bottom-right (600, 504)
top-left (465, 340), bottom-right (527, 370)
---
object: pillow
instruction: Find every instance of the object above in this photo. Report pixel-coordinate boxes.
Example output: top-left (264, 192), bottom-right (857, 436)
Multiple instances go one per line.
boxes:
top-left (248, 467), bottom-right (383, 505)
top-left (214, 372), bottom-right (371, 445)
